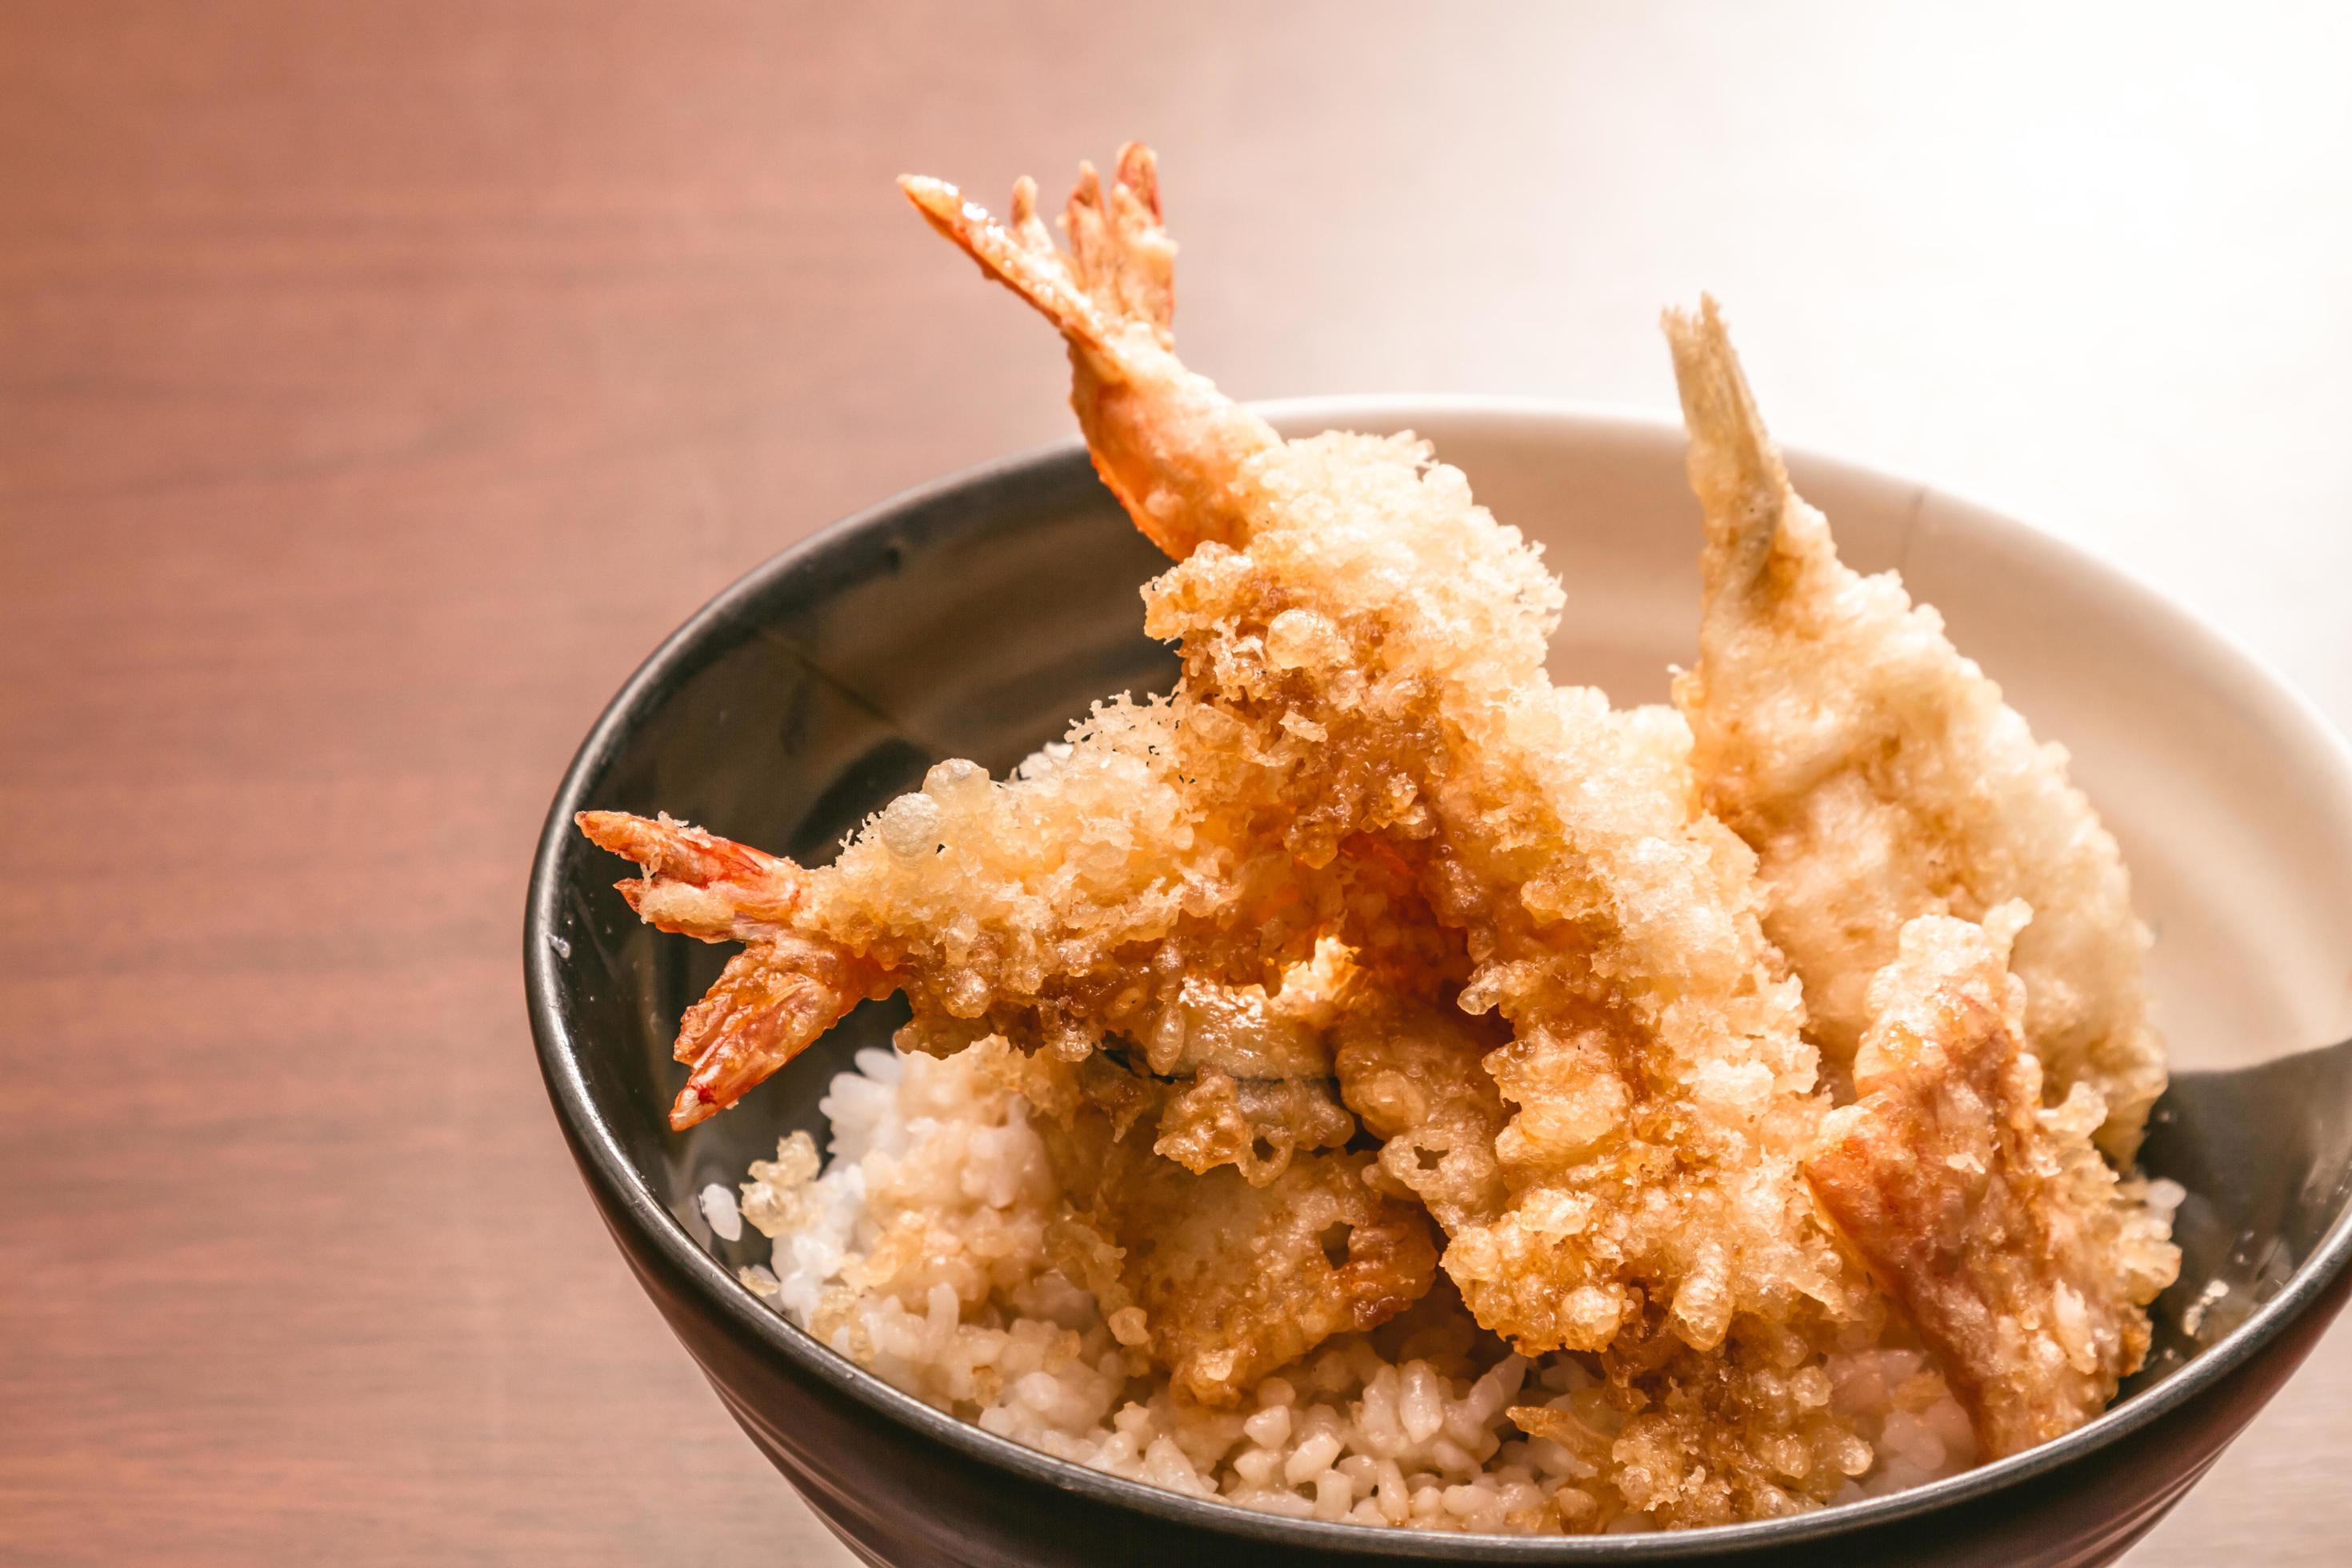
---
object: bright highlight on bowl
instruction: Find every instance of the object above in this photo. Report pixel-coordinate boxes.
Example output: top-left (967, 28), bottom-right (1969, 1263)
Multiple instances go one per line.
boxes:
top-left (574, 144), bottom-right (2184, 1535)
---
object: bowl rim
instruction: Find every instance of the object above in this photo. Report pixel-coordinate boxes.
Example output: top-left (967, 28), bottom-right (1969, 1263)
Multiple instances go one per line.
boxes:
top-left (525, 394), bottom-right (2352, 1560)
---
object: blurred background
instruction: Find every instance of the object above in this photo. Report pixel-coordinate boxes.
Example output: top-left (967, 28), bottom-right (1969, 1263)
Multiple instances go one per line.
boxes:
top-left (4, 3), bottom-right (2346, 1562)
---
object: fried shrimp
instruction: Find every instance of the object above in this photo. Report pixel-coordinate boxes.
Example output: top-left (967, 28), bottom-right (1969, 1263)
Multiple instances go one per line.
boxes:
top-left (580, 752), bottom-right (1432, 1143)
top-left (1805, 908), bottom-right (2179, 1456)
top-left (1663, 298), bottom-right (2166, 1160)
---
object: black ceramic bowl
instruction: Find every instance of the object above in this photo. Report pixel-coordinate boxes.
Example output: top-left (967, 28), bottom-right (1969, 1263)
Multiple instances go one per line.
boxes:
top-left (526, 400), bottom-right (2352, 1566)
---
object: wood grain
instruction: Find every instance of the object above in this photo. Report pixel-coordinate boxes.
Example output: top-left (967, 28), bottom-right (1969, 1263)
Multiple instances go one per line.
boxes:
top-left (3, 3), bottom-right (2346, 1562)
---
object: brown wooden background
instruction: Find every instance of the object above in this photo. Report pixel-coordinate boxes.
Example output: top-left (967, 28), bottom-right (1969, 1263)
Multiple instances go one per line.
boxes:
top-left (6, 3), bottom-right (2348, 1562)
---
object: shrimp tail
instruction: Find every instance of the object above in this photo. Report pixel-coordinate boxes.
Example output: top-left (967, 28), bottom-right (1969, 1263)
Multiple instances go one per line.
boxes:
top-left (577, 810), bottom-right (806, 942)
top-left (577, 810), bottom-right (887, 1128)
top-left (902, 145), bottom-right (1278, 558)
top-left (668, 938), bottom-right (875, 1130)
top-left (1662, 296), bottom-right (1792, 613)
top-left (1062, 143), bottom-right (1177, 346)
top-left (899, 173), bottom-right (1118, 354)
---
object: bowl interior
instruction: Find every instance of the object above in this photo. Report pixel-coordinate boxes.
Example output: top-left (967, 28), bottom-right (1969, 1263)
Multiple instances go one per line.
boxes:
top-left (534, 399), bottom-right (2352, 1538)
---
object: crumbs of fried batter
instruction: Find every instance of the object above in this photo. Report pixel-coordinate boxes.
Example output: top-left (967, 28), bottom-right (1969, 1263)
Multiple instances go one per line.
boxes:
top-left (1516, 1302), bottom-right (1906, 1526)
top-left (1334, 991), bottom-right (1509, 1234)
top-left (1006, 1048), bottom-right (1438, 1406)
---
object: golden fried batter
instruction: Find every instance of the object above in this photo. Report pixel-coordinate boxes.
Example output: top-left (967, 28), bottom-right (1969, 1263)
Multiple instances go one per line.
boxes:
top-left (1514, 1306), bottom-right (1905, 1528)
top-left (1804, 908), bottom-right (2179, 1457)
top-left (1333, 991), bottom-right (1508, 1235)
top-left (1124, 955), bottom-right (1358, 1182)
top-left (1147, 1068), bottom-right (1355, 1186)
top-left (1014, 1051), bottom-right (1438, 1406)
top-left (1664, 299), bottom-right (2166, 1160)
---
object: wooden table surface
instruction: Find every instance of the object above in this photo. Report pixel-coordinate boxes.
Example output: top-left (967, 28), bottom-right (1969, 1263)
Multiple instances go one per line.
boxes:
top-left (6, 4), bottom-right (2348, 1562)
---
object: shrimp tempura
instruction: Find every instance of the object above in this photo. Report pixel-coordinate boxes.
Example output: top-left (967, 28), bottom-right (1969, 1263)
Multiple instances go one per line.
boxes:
top-left (1664, 299), bottom-right (2167, 1162)
top-left (908, 150), bottom-right (1870, 1363)
top-left (1805, 908), bottom-right (2179, 1455)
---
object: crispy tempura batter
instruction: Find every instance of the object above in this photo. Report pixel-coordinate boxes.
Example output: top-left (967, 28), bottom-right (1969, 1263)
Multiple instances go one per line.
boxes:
top-left (1805, 909), bottom-right (2178, 1457)
top-left (1512, 1306), bottom-right (1906, 1526)
top-left (1332, 952), bottom-right (1918, 1524)
top-left (1334, 993), bottom-right (1510, 1234)
top-left (1663, 300), bottom-right (2166, 1160)
top-left (1016, 1049), bottom-right (1440, 1406)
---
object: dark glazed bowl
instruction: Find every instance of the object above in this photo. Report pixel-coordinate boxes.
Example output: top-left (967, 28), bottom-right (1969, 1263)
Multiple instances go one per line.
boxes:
top-left (526, 399), bottom-right (2352, 1566)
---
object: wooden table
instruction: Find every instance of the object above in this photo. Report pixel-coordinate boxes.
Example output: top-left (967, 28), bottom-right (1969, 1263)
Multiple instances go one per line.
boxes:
top-left (6, 4), bottom-right (2346, 1562)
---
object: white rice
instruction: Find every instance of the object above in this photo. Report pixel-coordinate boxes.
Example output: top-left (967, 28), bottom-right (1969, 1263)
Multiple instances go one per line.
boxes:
top-left (729, 1047), bottom-right (1976, 1534)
